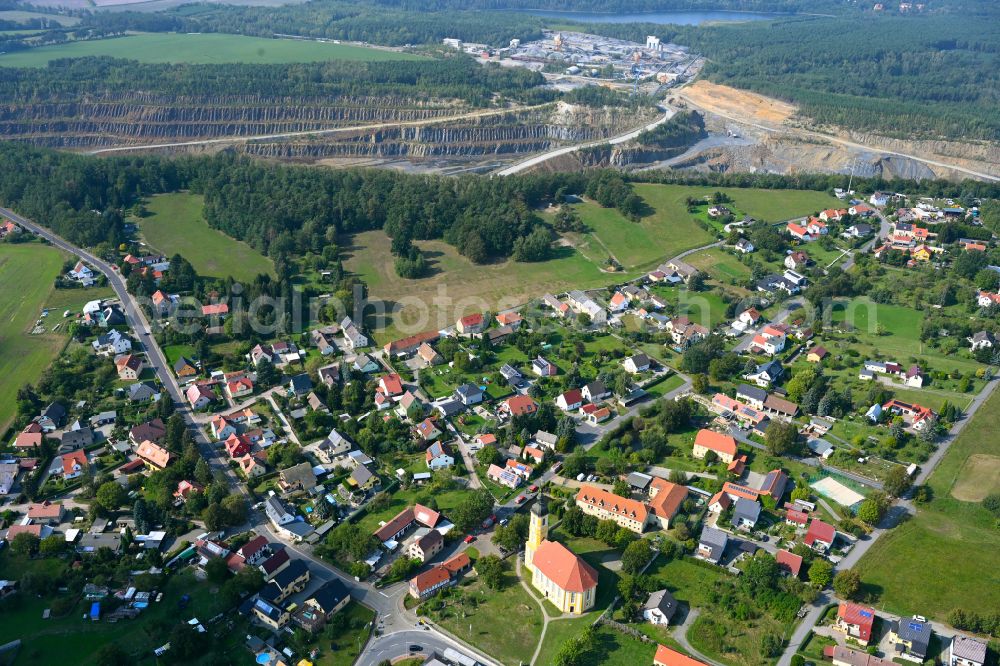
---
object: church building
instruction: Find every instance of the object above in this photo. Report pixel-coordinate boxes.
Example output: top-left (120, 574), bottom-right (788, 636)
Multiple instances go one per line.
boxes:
top-left (524, 495), bottom-right (598, 615)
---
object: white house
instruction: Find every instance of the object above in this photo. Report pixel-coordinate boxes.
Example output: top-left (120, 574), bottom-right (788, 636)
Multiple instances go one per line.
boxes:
top-left (968, 331), bottom-right (996, 350)
top-left (92, 329), bottom-right (132, 356)
top-left (69, 261), bottom-right (95, 285)
top-left (734, 238), bottom-right (754, 254)
top-left (642, 589), bottom-right (677, 626)
top-left (623, 353), bottom-right (651, 374)
top-left (555, 389), bottom-right (583, 412)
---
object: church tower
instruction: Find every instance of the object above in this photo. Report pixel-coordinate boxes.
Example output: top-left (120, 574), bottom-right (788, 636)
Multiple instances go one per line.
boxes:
top-left (524, 493), bottom-right (548, 572)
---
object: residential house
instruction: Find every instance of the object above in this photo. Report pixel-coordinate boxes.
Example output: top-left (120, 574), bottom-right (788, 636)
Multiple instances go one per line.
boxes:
top-left (130, 418), bottom-right (166, 446)
top-left (92, 330), bottom-right (132, 356)
top-left (826, 647), bottom-right (893, 666)
top-left (311, 327), bottom-right (338, 356)
top-left (566, 290), bottom-right (607, 324)
top-left (185, 384), bottom-right (215, 409)
top-left (968, 331), bottom-right (996, 350)
top-left (136, 440), bottom-right (171, 470)
top-left (226, 377), bottom-right (254, 399)
top-left (623, 353), bottom-right (651, 374)
top-left (785, 251), bottom-right (810, 271)
top-left (239, 455), bottom-right (266, 479)
top-left (806, 346), bottom-right (828, 363)
top-left (642, 589), bottom-right (678, 626)
top-left (456, 312), bottom-right (485, 335)
top-left (487, 463), bottom-right (521, 489)
top-left (278, 462), bottom-right (317, 493)
top-left (647, 478), bottom-right (688, 529)
top-left (351, 354), bottom-right (380, 374)
top-left (542, 293), bottom-right (570, 318)
top-left (499, 364), bottom-right (522, 384)
top-left (417, 343), bottom-right (443, 367)
top-left (488, 325), bottom-right (514, 345)
top-left (349, 465), bottom-right (377, 491)
top-left (288, 373), bottom-right (312, 396)
top-left (787, 222), bottom-right (814, 242)
top-left (692, 429), bottom-right (738, 464)
top-left (340, 317), bottom-right (368, 349)
top-left (555, 388), bottom-right (583, 412)
top-left (496, 311), bottom-right (524, 329)
top-left (253, 598), bottom-right (291, 630)
top-left (804, 518), bottom-right (836, 552)
top-left (608, 292), bottom-right (630, 313)
top-left (405, 529), bottom-right (444, 562)
top-left (59, 427), bottom-right (93, 452)
top-left (293, 579), bottom-right (351, 633)
top-left (870, 192), bottom-right (891, 206)
top-left (775, 549), bottom-right (803, 577)
top-left (735, 238), bottom-right (754, 254)
top-left (115, 354), bottom-right (144, 381)
top-left (977, 291), bottom-right (1000, 308)
top-left (409, 565), bottom-right (452, 599)
top-left (889, 617), bottom-right (933, 663)
top-left (732, 308), bottom-right (761, 333)
top-left (425, 441), bottom-right (454, 470)
top-left (736, 384), bottom-right (767, 409)
top-left (415, 419), bottom-right (441, 442)
top-left (383, 330), bottom-right (439, 357)
top-left (504, 394), bottom-right (538, 418)
top-left (730, 498), bottom-right (761, 531)
top-left (655, 645), bottom-right (708, 666)
top-left (581, 380), bottom-right (609, 403)
top-left (707, 491), bottom-right (732, 514)
top-left (807, 218), bottom-right (829, 236)
top-left (453, 383), bottom-right (483, 406)
top-left (397, 391), bottom-right (425, 419)
top-left (224, 433), bottom-right (251, 459)
top-left (532, 356), bottom-right (557, 376)
top-left (27, 501), bottom-right (65, 524)
top-left (696, 526), bottom-right (729, 563)
top-left (757, 274), bottom-right (801, 296)
top-left (68, 261), bottom-right (95, 284)
top-left (170, 357), bottom-right (198, 380)
top-left (264, 497), bottom-right (296, 531)
top-left (373, 504), bottom-right (441, 544)
top-left (534, 430), bottom-right (558, 450)
top-left (744, 360), bottom-right (784, 388)
top-left (260, 559), bottom-right (310, 605)
top-left (378, 373), bottom-right (404, 397)
top-left (763, 394), bottom-right (798, 419)
top-left (949, 636), bottom-right (988, 666)
top-left (836, 603), bottom-right (877, 645)
top-left (505, 459), bottom-right (533, 481)
top-left (658, 259), bottom-right (699, 284)
top-left (750, 325), bottom-right (787, 356)
top-left (882, 399), bottom-right (935, 430)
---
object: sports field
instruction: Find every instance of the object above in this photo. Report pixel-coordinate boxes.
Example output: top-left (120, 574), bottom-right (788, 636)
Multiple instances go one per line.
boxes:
top-left (0, 243), bottom-right (68, 432)
top-left (136, 192), bottom-right (274, 282)
top-left (857, 384), bottom-right (1000, 619)
top-left (0, 32), bottom-right (425, 67)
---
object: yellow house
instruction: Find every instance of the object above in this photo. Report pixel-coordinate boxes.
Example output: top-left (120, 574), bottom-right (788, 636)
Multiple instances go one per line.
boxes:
top-left (912, 245), bottom-right (932, 262)
top-left (524, 497), bottom-right (598, 615)
top-left (692, 429), bottom-right (738, 465)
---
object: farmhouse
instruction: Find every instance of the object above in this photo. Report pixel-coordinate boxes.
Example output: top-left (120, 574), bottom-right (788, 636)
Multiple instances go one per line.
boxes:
top-left (692, 429), bottom-right (737, 464)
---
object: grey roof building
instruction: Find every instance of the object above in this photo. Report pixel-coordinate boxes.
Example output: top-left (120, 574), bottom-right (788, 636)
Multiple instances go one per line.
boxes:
top-left (642, 589), bottom-right (678, 623)
top-left (731, 498), bottom-right (762, 530)
top-left (698, 526), bottom-right (729, 564)
top-left (891, 616), bottom-right (933, 659)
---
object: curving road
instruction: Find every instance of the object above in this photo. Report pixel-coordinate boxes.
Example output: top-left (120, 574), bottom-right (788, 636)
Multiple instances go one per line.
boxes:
top-left (4, 204), bottom-right (500, 666)
top-left (495, 106), bottom-right (676, 176)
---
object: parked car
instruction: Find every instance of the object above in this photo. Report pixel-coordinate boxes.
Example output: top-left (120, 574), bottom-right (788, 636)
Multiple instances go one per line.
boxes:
top-left (515, 495), bottom-right (526, 504)
top-left (529, 484), bottom-right (538, 492)
top-left (464, 535), bottom-right (476, 544)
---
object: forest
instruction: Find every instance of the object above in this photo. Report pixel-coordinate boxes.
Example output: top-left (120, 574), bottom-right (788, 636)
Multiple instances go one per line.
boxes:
top-left (0, 55), bottom-right (550, 108)
top-left (2, 142), bottom-right (998, 275)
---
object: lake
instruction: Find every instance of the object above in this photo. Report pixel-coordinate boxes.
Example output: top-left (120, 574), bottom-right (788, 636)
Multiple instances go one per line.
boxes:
top-left (518, 9), bottom-right (787, 25)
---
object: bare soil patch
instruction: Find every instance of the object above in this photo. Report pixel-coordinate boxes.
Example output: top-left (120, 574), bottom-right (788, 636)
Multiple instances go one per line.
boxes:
top-left (950, 453), bottom-right (1000, 501)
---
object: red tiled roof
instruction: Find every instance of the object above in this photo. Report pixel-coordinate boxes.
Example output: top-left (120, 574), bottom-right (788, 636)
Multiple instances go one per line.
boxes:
top-left (411, 565), bottom-right (450, 593)
top-left (838, 603), bottom-right (876, 641)
top-left (506, 394), bottom-right (538, 416)
top-left (649, 478), bottom-right (687, 521)
top-left (776, 549), bottom-right (803, 577)
top-left (62, 449), bottom-right (88, 476)
top-left (654, 644), bottom-right (707, 666)
top-left (804, 519), bottom-right (836, 546)
top-left (576, 485), bottom-right (649, 523)
top-left (695, 429), bottom-right (737, 457)
top-left (722, 482), bottom-right (760, 502)
top-left (531, 540), bottom-right (598, 593)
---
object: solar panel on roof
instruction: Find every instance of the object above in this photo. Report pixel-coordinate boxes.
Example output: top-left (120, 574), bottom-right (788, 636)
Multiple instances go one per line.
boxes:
top-left (859, 610), bottom-right (872, 618)
top-left (908, 621), bottom-right (923, 631)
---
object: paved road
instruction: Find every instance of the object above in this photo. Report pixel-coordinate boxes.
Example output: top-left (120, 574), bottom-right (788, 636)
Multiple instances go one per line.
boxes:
top-left (2, 206), bottom-right (247, 493)
top-left (495, 106), bottom-right (675, 176)
top-left (777, 374), bottom-right (1000, 666)
top-left (4, 205), bottom-right (489, 666)
top-left (358, 629), bottom-right (497, 666)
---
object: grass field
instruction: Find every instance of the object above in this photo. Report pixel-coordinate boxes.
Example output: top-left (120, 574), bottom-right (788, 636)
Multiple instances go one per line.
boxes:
top-left (857, 384), bottom-right (1000, 619)
top-left (566, 197), bottom-right (715, 271)
top-left (343, 230), bottom-right (613, 345)
top-left (0, 10), bottom-right (78, 26)
top-left (685, 246), bottom-right (751, 283)
top-left (136, 193), bottom-right (274, 282)
top-left (634, 183), bottom-right (841, 224)
top-left (0, 243), bottom-right (69, 432)
top-left (434, 573), bottom-right (544, 666)
top-left (0, 32), bottom-right (424, 67)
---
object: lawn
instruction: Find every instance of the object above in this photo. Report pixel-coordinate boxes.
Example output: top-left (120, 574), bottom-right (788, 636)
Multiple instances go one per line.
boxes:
top-left (135, 192), bottom-right (274, 282)
top-left (432, 573), bottom-right (544, 666)
top-left (856, 384), bottom-right (1000, 620)
top-left (634, 184), bottom-right (841, 223)
top-left (0, 243), bottom-right (69, 432)
top-left (0, 10), bottom-right (78, 26)
top-left (685, 246), bottom-right (751, 283)
top-left (353, 483), bottom-right (472, 536)
top-left (0, 32), bottom-right (425, 67)
top-left (343, 230), bottom-right (614, 345)
top-left (163, 344), bottom-right (197, 367)
top-left (566, 196), bottom-right (715, 271)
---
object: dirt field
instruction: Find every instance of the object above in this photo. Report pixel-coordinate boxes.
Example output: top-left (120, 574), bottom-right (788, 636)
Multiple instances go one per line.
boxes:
top-left (950, 453), bottom-right (1000, 501)
top-left (679, 80), bottom-right (796, 126)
